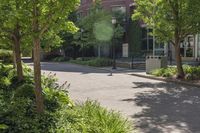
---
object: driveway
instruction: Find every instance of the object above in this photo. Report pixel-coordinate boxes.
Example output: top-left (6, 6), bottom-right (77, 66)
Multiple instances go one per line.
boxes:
top-left (39, 62), bottom-right (200, 133)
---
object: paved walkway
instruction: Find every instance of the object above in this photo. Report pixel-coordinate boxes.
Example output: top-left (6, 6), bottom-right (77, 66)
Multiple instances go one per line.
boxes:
top-left (39, 62), bottom-right (200, 133)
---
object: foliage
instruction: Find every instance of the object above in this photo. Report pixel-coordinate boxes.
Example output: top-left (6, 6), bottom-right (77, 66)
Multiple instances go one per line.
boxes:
top-left (150, 67), bottom-right (177, 77)
top-left (150, 65), bottom-right (200, 80)
top-left (133, 0), bottom-right (200, 43)
top-left (51, 57), bottom-right (71, 62)
top-left (74, 0), bottom-right (124, 49)
top-left (0, 63), bottom-right (133, 133)
top-left (0, 63), bottom-right (72, 132)
top-left (132, 0), bottom-right (200, 77)
top-left (0, 49), bottom-right (13, 63)
top-left (74, 2), bottom-right (112, 47)
top-left (69, 57), bottom-right (113, 67)
top-left (94, 20), bottom-right (114, 42)
top-left (56, 100), bottom-right (132, 133)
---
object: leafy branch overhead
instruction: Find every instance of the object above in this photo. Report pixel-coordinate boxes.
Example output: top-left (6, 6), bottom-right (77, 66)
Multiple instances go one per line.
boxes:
top-left (132, 0), bottom-right (200, 43)
top-left (132, 0), bottom-right (200, 78)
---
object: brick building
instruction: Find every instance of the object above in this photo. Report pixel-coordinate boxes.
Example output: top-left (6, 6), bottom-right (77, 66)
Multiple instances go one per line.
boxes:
top-left (78, 0), bottom-right (136, 57)
top-left (77, 0), bottom-right (200, 63)
top-left (78, 0), bottom-right (133, 18)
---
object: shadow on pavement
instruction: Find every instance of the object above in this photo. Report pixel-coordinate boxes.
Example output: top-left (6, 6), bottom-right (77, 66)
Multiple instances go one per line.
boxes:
top-left (28, 62), bottom-right (143, 75)
top-left (122, 82), bottom-right (200, 133)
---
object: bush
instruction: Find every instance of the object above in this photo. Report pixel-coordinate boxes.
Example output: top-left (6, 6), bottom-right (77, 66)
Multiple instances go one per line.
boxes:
top-left (150, 65), bottom-right (200, 80)
top-left (14, 84), bottom-right (35, 99)
top-left (55, 101), bottom-right (132, 133)
top-left (0, 63), bottom-right (133, 133)
top-left (0, 49), bottom-right (13, 63)
top-left (69, 57), bottom-right (113, 67)
top-left (44, 53), bottom-right (62, 61)
top-left (52, 57), bottom-right (71, 62)
top-left (0, 63), bottom-right (15, 89)
top-left (151, 67), bottom-right (177, 77)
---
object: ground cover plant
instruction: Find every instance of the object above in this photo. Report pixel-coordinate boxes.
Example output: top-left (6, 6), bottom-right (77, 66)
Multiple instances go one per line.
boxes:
top-left (150, 65), bottom-right (200, 80)
top-left (0, 63), bottom-right (132, 133)
top-left (0, 50), bottom-right (12, 63)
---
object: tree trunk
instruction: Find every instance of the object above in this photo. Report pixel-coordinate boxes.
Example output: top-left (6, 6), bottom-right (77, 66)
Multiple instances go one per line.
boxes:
top-left (12, 44), bottom-right (16, 68)
top-left (12, 23), bottom-right (23, 81)
top-left (13, 37), bottom-right (23, 81)
top-left (173, 1), bottom-right (184, 79)
top-left (33, 38), bottom-right (44, 113)
top-left (174, 44), bottom-right (185, 79)
top-left (32, 0), bottom-right (44, 113)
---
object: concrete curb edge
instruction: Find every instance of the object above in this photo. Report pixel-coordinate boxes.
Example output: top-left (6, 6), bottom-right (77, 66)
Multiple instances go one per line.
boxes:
top-left (130, 73), bottom-right (200, 88)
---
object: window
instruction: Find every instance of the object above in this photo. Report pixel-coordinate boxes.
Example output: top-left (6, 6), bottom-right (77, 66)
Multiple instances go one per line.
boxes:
top-left (141, 28), bottom-right (153, 51)
top-left (155, 42), bottom-right (165, 56)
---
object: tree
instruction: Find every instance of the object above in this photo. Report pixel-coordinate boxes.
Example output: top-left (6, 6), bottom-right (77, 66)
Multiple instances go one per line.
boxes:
top-left (76, 0), bottom-right (124, 58)
top-left (0, 0), bottom-right (28, 81)
top-left (27, 0), bottom-right (79, 113)
top-left (76, 0), bottom-right (112, 57)
top-left (133, 0), bottom-right (200, 78)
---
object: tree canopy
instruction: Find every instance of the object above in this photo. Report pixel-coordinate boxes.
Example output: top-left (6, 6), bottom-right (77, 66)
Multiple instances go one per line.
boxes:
top-left (133, 0), bottom-right (200, 78)
top-left (133, 0), bottom-right (200, 43)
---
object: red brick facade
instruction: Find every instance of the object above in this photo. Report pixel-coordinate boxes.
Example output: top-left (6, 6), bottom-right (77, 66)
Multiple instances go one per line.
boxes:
top-left (78, 0), bottom-right (134, 17)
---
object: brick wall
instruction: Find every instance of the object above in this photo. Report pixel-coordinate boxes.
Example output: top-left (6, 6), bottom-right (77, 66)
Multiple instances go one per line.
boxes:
top-left (78, 0), bottom-right (134, 17)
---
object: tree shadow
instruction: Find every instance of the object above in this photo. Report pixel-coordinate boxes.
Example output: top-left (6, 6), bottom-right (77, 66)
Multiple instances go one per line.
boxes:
top-left (27, 62), bottom-right (143, 75)
top-left (123, 82), bottom-right (200, 133)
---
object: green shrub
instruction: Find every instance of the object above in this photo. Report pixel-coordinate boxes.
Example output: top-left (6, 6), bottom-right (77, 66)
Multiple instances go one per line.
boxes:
top-left (52, 57), bottom-right (71, 62)
top-left (14, 84), bottom-right (35, 99)
top-left (55, 101), bottom-right (132, 133)
top-left (150, 67), bottom-right (177, 77)
top-left (0, 63), bottom-right (133, 133)
top-left (0, 63), bottom-right (15, 89)
top-left (0, 49), bottom-right (13, 63)
top-left (69, 57), bottom-right (112, 67)
top-left (150, 65), bottom-right (200, 80)
top-left (0, 97), bottom-right (56, 133)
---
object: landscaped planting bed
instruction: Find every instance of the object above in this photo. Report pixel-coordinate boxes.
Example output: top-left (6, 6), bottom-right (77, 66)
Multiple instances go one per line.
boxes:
top-left (150, 65), bottom-right (200, 80)
top-left (0, 63), bottom-right (132, 133)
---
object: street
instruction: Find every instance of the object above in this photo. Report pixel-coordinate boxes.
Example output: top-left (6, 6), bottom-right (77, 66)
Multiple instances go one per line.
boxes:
top-left (39, 62), bottom-right (200, 133)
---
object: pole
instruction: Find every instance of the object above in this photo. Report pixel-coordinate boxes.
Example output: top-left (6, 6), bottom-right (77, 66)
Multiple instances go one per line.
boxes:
top-left (80, 29), bottom-right (84, 61)
top-left (112, 37), bottom-right (116, 69)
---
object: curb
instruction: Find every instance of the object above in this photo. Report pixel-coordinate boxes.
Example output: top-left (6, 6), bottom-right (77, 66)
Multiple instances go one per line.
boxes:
top-left (130, 73), bottom-right (200, 88)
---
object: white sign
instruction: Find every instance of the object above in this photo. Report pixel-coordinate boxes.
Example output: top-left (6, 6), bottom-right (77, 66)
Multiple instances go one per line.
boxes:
top-left (122, 43), bottom-right (129, 57)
